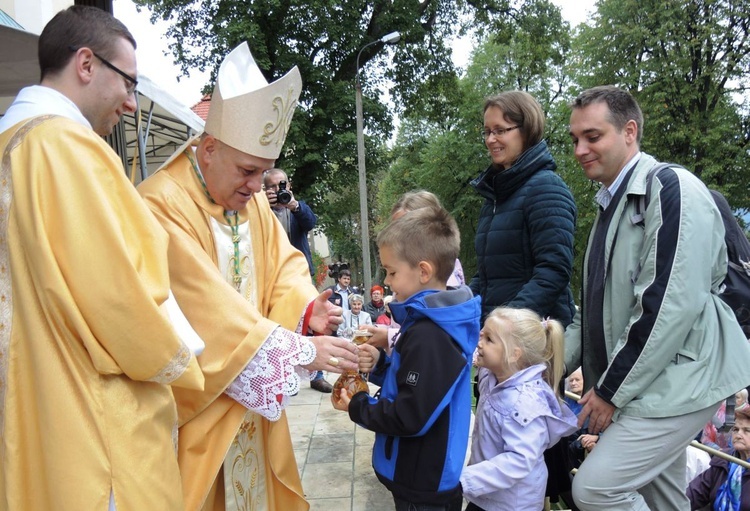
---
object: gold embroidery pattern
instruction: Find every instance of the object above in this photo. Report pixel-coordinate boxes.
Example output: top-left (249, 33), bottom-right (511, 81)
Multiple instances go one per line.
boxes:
top-left (0, 115), bottom-right (56, 439)
top-left (229, 415), bottom-right (264, 511)
top-left (147, 343), bottom-right (191, 384)
top-left (259, 86), bottom-right (298, 149)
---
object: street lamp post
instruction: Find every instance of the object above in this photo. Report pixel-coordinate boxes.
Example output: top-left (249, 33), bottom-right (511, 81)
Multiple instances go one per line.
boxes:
top-left (355, 31), bottom-right (400, 295)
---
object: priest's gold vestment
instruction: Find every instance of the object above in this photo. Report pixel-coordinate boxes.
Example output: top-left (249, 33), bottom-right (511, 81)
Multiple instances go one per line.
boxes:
top-left (0, 116), bottom-right (204, 510)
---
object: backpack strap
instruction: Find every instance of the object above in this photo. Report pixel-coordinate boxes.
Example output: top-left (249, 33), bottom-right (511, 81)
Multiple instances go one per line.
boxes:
top-left (632, 162), bottom-right (681, 227)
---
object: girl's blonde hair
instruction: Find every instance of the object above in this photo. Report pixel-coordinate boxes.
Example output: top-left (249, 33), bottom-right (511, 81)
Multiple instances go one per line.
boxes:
top-left (390, 190), bottom-right (443, 219)
top-left (483, 307), bottom-right (565, 396)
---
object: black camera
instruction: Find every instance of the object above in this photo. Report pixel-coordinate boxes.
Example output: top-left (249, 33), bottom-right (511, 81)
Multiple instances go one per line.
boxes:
top-left (276, 180), bottom-right (292, 205)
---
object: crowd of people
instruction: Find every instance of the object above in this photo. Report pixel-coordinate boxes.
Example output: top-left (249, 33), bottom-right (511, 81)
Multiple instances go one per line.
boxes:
top-left (2, 5), bottom-right (750, 511)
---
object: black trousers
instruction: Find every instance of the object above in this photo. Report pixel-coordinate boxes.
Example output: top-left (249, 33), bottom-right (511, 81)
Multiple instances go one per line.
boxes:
top-left (393, 495), bottom-right (463, 511)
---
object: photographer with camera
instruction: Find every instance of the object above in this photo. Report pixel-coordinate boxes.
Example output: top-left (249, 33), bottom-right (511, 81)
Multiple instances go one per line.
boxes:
top-left (264, 169), bottom-right (317, 278)
top-left (264, 169), bottom-right (333, 393)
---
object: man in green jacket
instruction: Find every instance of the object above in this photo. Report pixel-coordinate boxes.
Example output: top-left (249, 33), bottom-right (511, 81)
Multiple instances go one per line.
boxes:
top-left (566, 85), bottom-right (750, 511)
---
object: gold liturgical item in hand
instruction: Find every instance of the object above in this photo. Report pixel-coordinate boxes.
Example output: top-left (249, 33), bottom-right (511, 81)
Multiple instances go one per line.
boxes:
top-left (332, 330), bottom-right (371, 405)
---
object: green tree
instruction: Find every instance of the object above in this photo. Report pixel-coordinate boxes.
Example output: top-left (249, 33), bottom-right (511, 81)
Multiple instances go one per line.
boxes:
top-left (575, 0), bottom-right (750, 211)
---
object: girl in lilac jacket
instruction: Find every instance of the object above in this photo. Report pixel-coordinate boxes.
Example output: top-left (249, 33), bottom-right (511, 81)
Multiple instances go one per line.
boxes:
top-left (460, 307), bottom-right (577, 511)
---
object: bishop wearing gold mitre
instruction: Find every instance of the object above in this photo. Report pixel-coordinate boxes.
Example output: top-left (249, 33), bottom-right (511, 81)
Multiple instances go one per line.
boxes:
top-left (138, 43), bottom-right (358, 511)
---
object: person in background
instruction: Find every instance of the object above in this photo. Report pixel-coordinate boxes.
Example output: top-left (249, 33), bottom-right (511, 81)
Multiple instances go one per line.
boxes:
top-left (460, 307), bottom-right (577, 511)
top-left (565, 367), bottom-right (585, 416)
top-left (264, 168), bottom-right (317, 278)
top-left (264, 168), bottom-right (331, 393)
top-left (138, 42), bottom-right (356, 511)
top-left (738, 389), bottom-right (749, 411)
top-left (364, 285), bottom-right (386, 323)
top-left (376, 295), bottom-right (395, 326)
top-left (687, 407), bottom-right (750, 510)
top-left (564, 368), bottom-right (599, 472)
top-left (338, 294), bottom-right (373, 338)
top-left (0, 6), bottom-right (205, 510)
top-left (333, 206), bottom-right (481, 511)
top-left (329, 268), bottom-right (353, 311)
top-left (566, 85), bottom-right (750, 511)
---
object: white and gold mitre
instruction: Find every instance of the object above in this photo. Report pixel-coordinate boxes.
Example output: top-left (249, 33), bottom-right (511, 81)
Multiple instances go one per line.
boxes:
top-left (204, 42), bottom-right (302, 159)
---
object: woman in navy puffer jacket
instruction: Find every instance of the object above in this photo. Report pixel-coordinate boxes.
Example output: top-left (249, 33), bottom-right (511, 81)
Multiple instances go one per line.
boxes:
top-left (470, 91), bottom-right (577, 327)
top-left (469, 90), bottom-right (578, 507)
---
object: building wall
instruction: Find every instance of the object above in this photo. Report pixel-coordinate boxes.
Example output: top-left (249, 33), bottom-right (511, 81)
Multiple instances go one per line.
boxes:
top-left (0, 0), bottom-right (72, 33)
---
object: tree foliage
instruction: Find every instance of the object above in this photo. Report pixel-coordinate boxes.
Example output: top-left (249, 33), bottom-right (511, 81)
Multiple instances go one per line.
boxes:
top-left (575, 0), bottom-right (750, 210)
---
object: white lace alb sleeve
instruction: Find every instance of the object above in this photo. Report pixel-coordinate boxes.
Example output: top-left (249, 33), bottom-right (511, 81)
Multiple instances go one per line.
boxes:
top-left (225, 326), bottom-right (316, 421)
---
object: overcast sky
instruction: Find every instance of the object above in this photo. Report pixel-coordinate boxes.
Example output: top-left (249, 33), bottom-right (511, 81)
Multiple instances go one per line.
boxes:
top-left (113, 0), bottom-right (597, 107)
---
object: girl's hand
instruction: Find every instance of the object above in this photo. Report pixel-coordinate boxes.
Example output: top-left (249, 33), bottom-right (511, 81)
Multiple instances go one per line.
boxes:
top-left (331, 389), bottom-right (351, 411)
top-left (358, 343), bottom-right (380, 373)
top-left (578, 434), bottom-right (599, 452)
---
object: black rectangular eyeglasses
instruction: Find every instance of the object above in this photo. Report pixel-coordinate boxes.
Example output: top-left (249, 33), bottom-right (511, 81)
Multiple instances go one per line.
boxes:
top-left (68, 46), bottom-right (138, 95)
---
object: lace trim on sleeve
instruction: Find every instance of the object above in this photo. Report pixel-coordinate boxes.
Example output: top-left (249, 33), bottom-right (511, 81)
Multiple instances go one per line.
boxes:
top-left (225, 327), bottom-right (316, 421)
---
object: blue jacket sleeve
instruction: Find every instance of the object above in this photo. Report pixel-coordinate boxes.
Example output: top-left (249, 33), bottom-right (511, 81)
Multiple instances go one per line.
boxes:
top-left (292, 200), bottom-right (317, 232)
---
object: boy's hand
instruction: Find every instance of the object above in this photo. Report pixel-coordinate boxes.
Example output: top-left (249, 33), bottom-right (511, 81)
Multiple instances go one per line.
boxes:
top-left (331, 389), bottom-right (351, 411)
top-left (358, 343), bottom-right (380, 373)
top-left (362, 324), bottom-right (389, 350)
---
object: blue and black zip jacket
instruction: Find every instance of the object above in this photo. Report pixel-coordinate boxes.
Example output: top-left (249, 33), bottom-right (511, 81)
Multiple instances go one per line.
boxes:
top-left (348, 286), bottom-right (481, 505)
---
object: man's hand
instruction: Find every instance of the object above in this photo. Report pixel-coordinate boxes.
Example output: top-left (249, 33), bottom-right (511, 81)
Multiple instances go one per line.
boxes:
top-left (577, 388), bottom-right (616, 434)
top-left (308, 289), bottom-right (343, 334)
top-left (265, 188), bottom-right (278, 206)
top-left (302, 335), bottom-right (358, 373)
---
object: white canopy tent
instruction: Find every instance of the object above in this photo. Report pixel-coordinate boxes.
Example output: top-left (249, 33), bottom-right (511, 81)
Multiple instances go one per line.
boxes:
top-left (0, 24), bottom-right (205, 181)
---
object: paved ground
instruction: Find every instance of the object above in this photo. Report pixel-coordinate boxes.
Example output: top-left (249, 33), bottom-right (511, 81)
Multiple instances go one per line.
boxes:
top-left (287, 373), bottom-right (394, 511)
top-left (288, 373), bottom-right (571, 511)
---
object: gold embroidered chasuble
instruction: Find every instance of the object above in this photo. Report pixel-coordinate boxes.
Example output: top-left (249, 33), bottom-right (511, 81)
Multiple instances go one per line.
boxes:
top-left (138, 142), bottom-right (315, 511)
top-left (0, 116), bottom-right (204, 511)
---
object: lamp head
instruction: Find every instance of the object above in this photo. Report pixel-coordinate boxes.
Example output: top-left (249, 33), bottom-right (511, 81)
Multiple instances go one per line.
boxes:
top-left (380, 31), bottom-right (401, 44)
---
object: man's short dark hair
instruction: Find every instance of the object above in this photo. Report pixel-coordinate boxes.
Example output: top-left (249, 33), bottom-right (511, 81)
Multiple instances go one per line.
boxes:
top-left (38, 6), bottom-right (136, 80)
top-left (570, 85), bottom-right (644, 144)
top-left (339, 269), bottom-right (351, 278)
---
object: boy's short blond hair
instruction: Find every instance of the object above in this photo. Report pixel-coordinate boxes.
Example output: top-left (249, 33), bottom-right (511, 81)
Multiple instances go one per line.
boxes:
top-left (377, 206), bottom-right (459, 284)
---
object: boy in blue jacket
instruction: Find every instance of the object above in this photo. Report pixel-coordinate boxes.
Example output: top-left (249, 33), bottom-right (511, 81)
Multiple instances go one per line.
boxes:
top-left (332, 205), bottom-right (481, 511)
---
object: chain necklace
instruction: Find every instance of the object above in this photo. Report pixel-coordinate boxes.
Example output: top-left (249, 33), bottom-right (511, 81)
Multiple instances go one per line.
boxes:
top-left (185, 149), bottom-right (242, 291)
